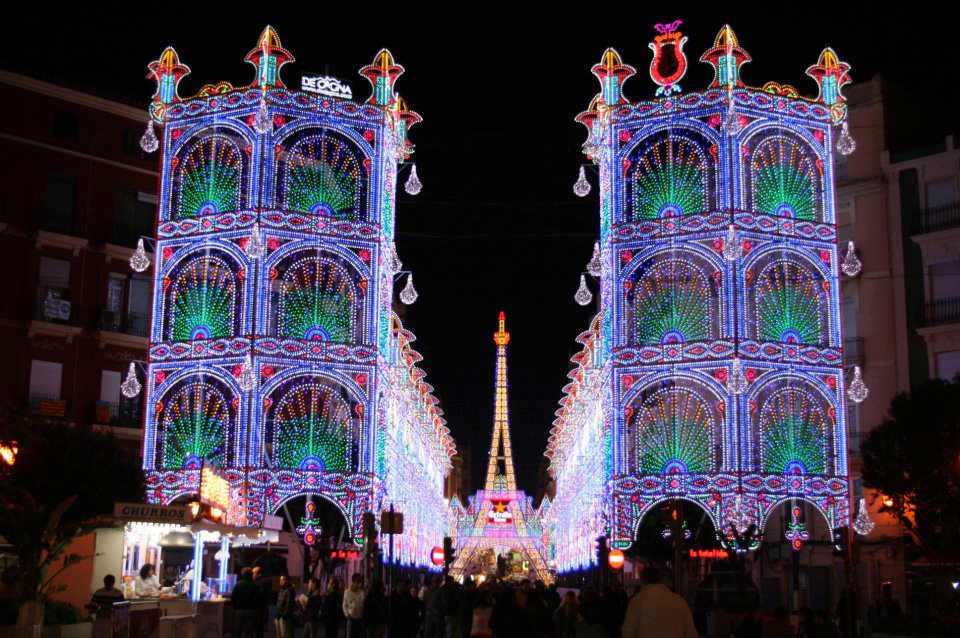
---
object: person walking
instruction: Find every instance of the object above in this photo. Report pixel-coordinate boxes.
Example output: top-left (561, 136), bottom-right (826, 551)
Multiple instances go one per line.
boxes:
top-left (275, 574), bottom-right (297, 638)
top-left (303, 577), bottom-right (324, 638)
top-left (363, 579), bottom-right (388, 638)
top-left (252, 566), bottom-right (272, 638)
top-left (231, 568), bottom-right (262, 638)
top-left (554, 591), bottom-right (578, 638)
top-left (343, 573), bottom-right (366, 638)
top-left (469, 586), bottom-right (493, 638)
top-left (322, 578), bottom-right (345, 638)
top-left (422, 576), bottom-right (444, 638)
top-left (621, 567), bottom-right (696, 638)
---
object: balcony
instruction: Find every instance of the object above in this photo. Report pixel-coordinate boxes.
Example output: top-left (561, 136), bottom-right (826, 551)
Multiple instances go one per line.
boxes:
top-left (917, 296), bottom-right (960, 328)
top-left (35, 288), bottom-right (72, 323)
top-left (99, 310), bottom-right (149, 337)
top-left (844, 337), bottom-right (864, 367)
top-left (29, 393), bottom-right (69, 418)
top-left (94, 398), bottom-right (142, 429)
top-left (912, 202), bottom-right (960, 235)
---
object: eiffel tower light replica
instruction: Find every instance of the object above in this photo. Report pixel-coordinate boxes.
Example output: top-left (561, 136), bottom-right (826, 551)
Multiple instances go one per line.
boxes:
top-left (450, 312), bottom-right (552, 583)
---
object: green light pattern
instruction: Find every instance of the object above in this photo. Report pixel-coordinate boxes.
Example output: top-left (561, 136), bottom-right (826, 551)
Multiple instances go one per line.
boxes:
top-left (631, 137), bottom-right (707, 220)
top-left (168, 257), bottom-right (236, 341)
top-left (632, 259), bottom-right (714, 345)
top-left (634, 387), bottom-right (715, 474)
top-left (282, 137), bottom-right (359, 218)
top-left (161, 382), bottom-right (228, 469)
top-left (277, 257), bottom-right (357, 342)
top-left (753, 261), bottom-right (824, 345)
top-left (752, 137), bottom-right (819, 221)
top-left (273, 383), bottom-right (351, 472)
top-left (177, 136), bottom-right (242, 218)
top-left (760, 388), bottom-right (827, 475)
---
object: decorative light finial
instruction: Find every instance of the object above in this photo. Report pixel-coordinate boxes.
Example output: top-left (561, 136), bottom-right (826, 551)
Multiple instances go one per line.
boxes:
top-left (121, 362), bottom-right (142, 398)
top-left (730, 494), bottom-right (750, 534)
top-left (238, 354), bottom-right (257, 392)
top-left (574, 275), bottom-right (593, 306)
top-left (722, 225), bottom-right (743, 261)
top-left (140, 120), bottom-right (159, 153)
top-left (841, 241), bottom-right (862, 277)
top-left (586, 242), bottom-right (602, 277)
top-left (853, 498), bottom-right (875, 536)
top-left (837, 122), bottom-right (857, 156)
top-left (130, 239), bottom-right (151, 272)
top-left (648, 20), bottom-right (688, 96)
top-left (573, 166), bottom-right (591, 197)
top-left (404, 164), bottom-right (422, 195)
top-left (847, 366), bottom-right (869, 403)
top-left (727, 358), bottom-right (748, 395)
top-left (400, 273), bottom-right (418, 305)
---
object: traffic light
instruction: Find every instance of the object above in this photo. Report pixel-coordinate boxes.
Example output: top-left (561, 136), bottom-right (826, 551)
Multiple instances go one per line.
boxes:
top-left (442, 536), bottom-right (456, 573)
top-left (832, 526), bottom-right (849, 558)
top-left (595, 535), bottom-right (609, 568)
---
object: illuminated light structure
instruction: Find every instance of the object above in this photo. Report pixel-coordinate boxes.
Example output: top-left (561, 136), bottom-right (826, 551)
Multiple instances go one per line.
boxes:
top-left (139, 28), bottom-right (454, 560)
top-left (549, 24), bottom-right (854, 565)
top-left (450, 313), bottom-right (552, 583)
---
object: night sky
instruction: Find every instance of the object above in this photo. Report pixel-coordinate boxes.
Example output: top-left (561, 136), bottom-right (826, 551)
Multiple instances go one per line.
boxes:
top-left (5, 6), bottom-right (957, 493)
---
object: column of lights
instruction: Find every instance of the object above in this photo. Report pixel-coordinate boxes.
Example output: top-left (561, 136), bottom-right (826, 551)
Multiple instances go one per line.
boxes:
top-left (549, 24), bottom-right (855, 566)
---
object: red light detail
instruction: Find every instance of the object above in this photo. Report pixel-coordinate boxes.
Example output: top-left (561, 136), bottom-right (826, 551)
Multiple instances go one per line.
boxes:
top-left (431, 546), bottom-right (445, 566)
top-left (608, 549), bottom-right (625, 570)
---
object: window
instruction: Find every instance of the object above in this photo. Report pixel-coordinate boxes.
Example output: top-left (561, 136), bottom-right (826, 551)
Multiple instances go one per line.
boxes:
top-left (936, 351), bottom-right (960, 381)
top-left (29, 360), bottom-right (62, 400)
top-left (37, 257), bottom-right (71, 322)
top-left (127, 276), bottom-right (151, 337)
top-left (53, 111), bottom-right (79, 142)
top-left (926, 176), bottom-right (957, 208)
top-left (102, 273), bottom-right (125, 331)
top-left (930, 260), bottom-right (960, 301)
top-left (113, 189), bottom-right (156, 247)
top-left (100, 370), bottom-right (121, 405)
top-left (43, 171), bottom-right (76, 234)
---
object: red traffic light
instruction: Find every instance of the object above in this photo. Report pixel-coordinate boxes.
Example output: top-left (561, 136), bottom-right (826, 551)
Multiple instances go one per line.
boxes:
top-left (608, 549), bottom-right (625, 570)
top-left (431, 546), bottom-right (445, 566)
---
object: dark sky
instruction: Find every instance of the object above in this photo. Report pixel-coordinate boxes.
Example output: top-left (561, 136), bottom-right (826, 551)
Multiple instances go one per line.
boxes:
top-left (5, 6), bottom-right (956, 493)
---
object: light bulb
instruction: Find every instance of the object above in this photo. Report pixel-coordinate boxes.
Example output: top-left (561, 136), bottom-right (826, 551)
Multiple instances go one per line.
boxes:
top-left (727, 358), bottom-right (748, 395)
top-left (573, 166), bottom-right (591, 197)
top-left (722, 102), bottom-right (742, 135)
top-left (847, 366), bottom-right (869, 403)
top-left (130, 239), bottom-right (150, 272)
top-left (238, 355), bottom-right (257, 392)
top-left (121, 362), bottom-right (142, 398)
top-left (253, 97), bottom-right (272, 135)
top-left (246, 223), bottom-right (266, 260)
top-left (404, 164), bottom-right (422, 195)
top-left (390, 241), bottom-right (403, 274)
top-left (140, 120), bottom-right (159, 153)
top-left (836, 122), bottom-right (857, 156)
top-left (722, 225), bottom-right (743, 261)
top-left (853, 498), bottom-right (875, 536)
top-left (586, 242), bottom-right (602, 277)
top-left (400, 273), bottom-right (418, 305)
top-left (574, 274), bottom-right (592, 306)
top-left (841, 241), bottom-right (861, 277)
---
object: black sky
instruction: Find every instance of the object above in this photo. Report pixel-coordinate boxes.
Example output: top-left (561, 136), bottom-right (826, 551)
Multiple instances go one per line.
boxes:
top-left (5, 6), bottom-right (957, 493)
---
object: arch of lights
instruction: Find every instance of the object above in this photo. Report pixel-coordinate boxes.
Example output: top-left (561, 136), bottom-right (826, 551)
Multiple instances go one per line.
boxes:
top-left (138, 29), bottom-right (454, 560)
top-left (547, 24), bottom-right (853, 569)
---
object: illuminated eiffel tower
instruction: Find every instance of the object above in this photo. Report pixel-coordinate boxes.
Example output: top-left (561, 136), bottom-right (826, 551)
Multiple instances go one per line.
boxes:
top-left (449, 312), bottom-right (551, 583)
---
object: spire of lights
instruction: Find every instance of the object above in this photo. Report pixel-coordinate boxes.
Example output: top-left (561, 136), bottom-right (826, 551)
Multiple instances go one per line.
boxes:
top-left (727, 358), bottom-right (748, 395)
top-left (586, 242), bottom-right (602, 277)
top-left (847, 366), bottom-right (869, 403)
top-left (120, 362), bottom-right (142, 398)
top-left (836, 122), bottom-right (857, 156)
top-left (130, 239), bottom-right (151, 272)
top-left (573, 166), bottom-right (591, 197)
top-left (246, 223), bottom-right (266, 260)
top-left (400, 273), bottom-right (418, 305)
top-left (853, 498), bottom-right (875, 536)
top-left (574, 274), bottom-right (593, 306)
top-left (404, 164), bottom-right (422, 195)
top-left (722, 225), bottom-right (743, 261)
top-left (841, 241), bottom-right (861, 277)
top-left (139, 120), bottom-right (159, 153)
top-left (238, 354), bottom-right (257, 392)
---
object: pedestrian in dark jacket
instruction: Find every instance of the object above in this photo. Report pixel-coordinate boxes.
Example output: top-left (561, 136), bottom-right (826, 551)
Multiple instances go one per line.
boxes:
top-left (275, 575), bottom-right (297, 638)
top-left (364, 579), bottom-right (388, 638)
top-left (322, 578), bottom-right (344, 638)
top-left (303, 578), bottom-right (324, 638)
top-left (231, 568), bottom-right (262, 638)
top-left (251, 566), bottom-right (272, 638)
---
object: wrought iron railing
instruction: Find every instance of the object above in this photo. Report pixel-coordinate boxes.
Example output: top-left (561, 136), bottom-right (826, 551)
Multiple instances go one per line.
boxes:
top-left (913, 201), bottom-right (960, 234)
top-left (918, 296), bottom-right (960, 327)
top-left (99, 310), bottom-right (149, 337)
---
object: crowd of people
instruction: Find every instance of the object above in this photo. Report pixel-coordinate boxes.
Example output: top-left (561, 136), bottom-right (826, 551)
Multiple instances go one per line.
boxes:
top-left (229, 566), bottom-right (851, 638)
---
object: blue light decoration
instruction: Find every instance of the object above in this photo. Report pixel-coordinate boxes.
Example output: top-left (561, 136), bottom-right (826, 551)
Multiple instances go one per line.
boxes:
top-left (139, 29), bottom-right (455, 564)
top-left (547, 24), bottom-right (853, 571)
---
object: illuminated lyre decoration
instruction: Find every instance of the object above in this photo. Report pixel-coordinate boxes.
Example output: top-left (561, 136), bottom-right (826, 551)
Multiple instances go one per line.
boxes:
top-left (130, 238), bottom-right (151, 272)
top-left (449, 313), bottom-right (552, 583)
top-left (784, 505), bottom-right (809, 551)
top-left (574, 166), bottom-right (592, 197)
top-left (551, 27), bottom-right (853, 568)
top-left (140, 31), bottom-right (453, 565)
top-left (841, 241), bottom-right (862, 277)
top-left (848, 366), bottom-right (869, 403)
top-left (296, 500), bottom-right (322, 546)
top-left (586, 242), bottom-right (602, 277)
top-left (575, 274), bottom-right (593, 306)
top-left (121, 362), bottom-right (142, 398)
top-left (404, 164), bottom-right (422, 195)
top-left (853, 497), bottom-right (875, 536)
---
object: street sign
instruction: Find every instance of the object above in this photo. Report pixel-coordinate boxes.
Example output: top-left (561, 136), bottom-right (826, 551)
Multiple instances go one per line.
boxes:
top-left (381, 511), bottom-right (404, 534)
